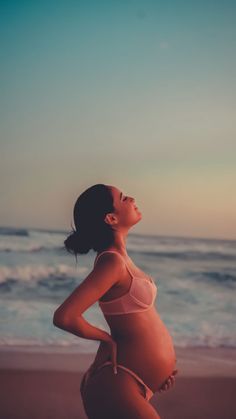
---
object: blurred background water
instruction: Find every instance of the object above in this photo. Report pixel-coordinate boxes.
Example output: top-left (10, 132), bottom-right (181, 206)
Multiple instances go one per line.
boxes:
top-left (0, 226), bottom-right (235, 353)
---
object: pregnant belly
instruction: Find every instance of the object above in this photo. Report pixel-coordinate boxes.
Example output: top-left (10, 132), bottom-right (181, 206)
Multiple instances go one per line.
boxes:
top-left (115, 314), bottom-right (177, 393)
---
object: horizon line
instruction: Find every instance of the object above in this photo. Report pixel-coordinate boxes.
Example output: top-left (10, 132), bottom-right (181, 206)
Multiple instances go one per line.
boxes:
top-left (0, 225), bottom-right (235, 243)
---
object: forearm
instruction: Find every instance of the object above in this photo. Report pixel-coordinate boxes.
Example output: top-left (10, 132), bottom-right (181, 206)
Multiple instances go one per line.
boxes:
top-left (53, 314), bottom-right (112, 343)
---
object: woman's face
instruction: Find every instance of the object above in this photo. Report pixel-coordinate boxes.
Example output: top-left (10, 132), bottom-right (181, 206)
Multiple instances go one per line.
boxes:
top-left (106, 185), bottom-right (142, 230)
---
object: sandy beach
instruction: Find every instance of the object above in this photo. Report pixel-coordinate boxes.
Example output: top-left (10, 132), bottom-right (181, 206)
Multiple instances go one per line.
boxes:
top-left (0, 346), bottom-right (236, 419)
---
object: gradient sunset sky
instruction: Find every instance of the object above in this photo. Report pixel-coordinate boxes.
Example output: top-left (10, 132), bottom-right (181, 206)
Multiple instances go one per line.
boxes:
top-left (1, 0), bottom-right (235, 239)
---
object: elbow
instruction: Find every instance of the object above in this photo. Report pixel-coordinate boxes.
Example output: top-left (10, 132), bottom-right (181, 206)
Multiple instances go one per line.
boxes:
top-left (52, 310), bottom-right (63, 328)
top-left (53, 309), bottom-right (82, 331)
top-left (53, 310), bottom-right (70, 329)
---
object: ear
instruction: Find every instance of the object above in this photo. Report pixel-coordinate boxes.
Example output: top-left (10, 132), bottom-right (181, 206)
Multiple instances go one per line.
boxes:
top-left (104, 213), bottom-right (118, 226)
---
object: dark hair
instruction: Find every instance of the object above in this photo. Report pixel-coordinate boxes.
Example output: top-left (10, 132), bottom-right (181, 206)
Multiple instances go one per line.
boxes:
top-left (64, 184), bottom-right (115, 259)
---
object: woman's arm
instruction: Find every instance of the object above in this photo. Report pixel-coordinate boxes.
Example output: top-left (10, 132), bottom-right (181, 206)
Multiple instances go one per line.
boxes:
top-left (52, 252), bottom-right (126, 344)
top-left (53, 311), bottom-right (112, 343)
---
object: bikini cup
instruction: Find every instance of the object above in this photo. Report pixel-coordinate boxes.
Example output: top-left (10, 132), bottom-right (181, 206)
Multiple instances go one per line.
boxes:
top-left (98, 269), bottom-right (157, 309)
top-left (95, 251), bottom-right (157, 311)
top-left (124, 275), bottom-right (156, 307)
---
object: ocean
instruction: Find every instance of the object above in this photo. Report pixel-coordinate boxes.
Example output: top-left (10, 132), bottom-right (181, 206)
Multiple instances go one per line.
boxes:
top-left (0, 226), bottom-right (235, 353)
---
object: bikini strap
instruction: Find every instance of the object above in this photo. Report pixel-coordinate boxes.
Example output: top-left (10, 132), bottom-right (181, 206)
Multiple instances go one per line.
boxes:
top-left (94, 251), bottom-right (134, 279)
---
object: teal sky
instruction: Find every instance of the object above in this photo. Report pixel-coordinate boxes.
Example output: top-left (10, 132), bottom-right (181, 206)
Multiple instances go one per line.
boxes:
top-left (1, 0), bottom-right (236, 239)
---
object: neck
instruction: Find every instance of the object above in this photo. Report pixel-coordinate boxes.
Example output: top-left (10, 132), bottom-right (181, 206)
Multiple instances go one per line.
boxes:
top-left (102, 228), bottom-right (129, 257)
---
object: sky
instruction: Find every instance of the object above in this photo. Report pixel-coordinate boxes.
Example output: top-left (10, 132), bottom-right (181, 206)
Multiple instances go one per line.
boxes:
top-left (1, 0), bottom-right (236, 240)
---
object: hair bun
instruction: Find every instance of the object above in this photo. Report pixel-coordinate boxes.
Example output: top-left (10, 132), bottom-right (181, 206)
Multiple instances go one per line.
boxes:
top-left (64, 228), bottom-right (92, 255)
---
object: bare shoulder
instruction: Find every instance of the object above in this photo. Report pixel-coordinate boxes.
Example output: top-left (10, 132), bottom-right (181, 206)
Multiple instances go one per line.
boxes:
top-left (94, 251), bottom-right (126, 273)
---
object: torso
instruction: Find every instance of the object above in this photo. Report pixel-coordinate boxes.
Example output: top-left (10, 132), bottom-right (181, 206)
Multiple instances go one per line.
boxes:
top-left (96, 251), bottom-right (177, 393)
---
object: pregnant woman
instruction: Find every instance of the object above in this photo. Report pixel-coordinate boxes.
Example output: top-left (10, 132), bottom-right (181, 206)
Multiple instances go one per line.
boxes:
top-left (53, 184), bottom-right (178, 419)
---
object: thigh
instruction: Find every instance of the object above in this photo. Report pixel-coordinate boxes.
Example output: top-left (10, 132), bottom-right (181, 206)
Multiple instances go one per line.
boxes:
top-left (80, 365), bottom-right (160, 419)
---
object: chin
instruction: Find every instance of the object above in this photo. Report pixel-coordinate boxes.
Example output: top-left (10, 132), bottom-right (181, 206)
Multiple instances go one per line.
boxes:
top-left (135, 212), bottom-right (142, 224)
top-left (136, 209), bottom-right (142, 217)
